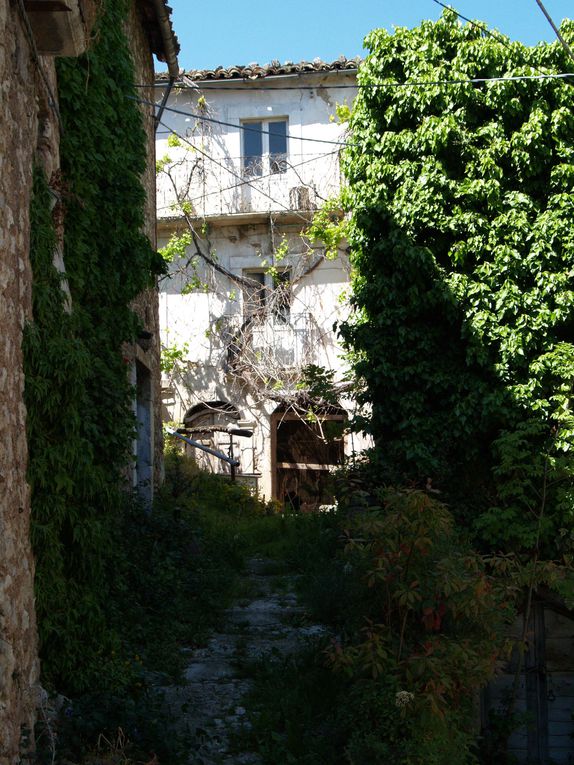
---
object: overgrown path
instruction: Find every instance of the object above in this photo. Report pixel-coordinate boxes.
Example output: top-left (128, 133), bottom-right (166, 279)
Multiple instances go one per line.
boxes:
top-left (160, 556), bottom-right (326, 764)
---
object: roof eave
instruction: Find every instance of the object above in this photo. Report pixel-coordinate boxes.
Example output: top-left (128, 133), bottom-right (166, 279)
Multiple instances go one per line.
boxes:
top-left (150, 0), bottom-right (179, 78)
top-left (156, 56), bottom-right (361, 83)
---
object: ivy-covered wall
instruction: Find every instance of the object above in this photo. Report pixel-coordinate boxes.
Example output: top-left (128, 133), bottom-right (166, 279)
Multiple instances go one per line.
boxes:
top-left (24, 0), bottom-right (162, 694)
top-left (341, 12), bottom-right (574, 555)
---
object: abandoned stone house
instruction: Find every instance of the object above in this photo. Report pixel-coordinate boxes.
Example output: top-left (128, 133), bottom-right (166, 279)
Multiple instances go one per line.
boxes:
top-left (156, 57), bottom-right (371, 507)
top-left (0, 1), bottom-right (177, 761)
top-left (153, 58), bottom-right (574, 760)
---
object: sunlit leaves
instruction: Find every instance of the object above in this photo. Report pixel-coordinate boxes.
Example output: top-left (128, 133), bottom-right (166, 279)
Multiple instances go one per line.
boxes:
top-left (340, 11), bottom-right (574, 552)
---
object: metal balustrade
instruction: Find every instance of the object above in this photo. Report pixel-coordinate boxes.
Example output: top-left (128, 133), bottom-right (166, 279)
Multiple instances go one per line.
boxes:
top-left (223, 311), bottom-right (317, 371)
top-left (156, 153), bottom-right (342, 219)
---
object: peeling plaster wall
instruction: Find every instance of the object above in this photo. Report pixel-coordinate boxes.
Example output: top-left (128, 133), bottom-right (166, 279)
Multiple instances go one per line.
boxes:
top-left (158, 223), bottom-right (359, 499)
top-left (156, 69), bottom-right (373, 500)
top-left (156, 72), bottom-right (352, 219)
top-left (0, 2), bottom-right (52, 759)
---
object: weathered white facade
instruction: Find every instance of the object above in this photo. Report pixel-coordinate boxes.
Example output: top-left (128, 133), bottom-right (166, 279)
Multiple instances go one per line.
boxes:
top-left (157, 59), bottom-right (369, 505)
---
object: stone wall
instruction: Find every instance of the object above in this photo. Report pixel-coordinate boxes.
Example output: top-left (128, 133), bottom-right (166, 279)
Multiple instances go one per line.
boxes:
top-left (125, 0), bottom-right (164, 490)
top-left (0, 2), bottom-right (55, 760)
top-left (0, 2), bottom-right (165, 756)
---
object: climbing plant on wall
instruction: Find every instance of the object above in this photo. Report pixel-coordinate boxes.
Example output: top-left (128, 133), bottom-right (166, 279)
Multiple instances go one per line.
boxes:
top-left (339, 11), bottom-right (574, 555)
top-left (25, 0), bottom-right (158, 693)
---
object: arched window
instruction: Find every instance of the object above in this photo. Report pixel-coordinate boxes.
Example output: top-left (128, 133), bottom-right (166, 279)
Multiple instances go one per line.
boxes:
top-left (184, 400), bottom-right (240, 431)
top-left (181, 401), bottom-right (242, 474)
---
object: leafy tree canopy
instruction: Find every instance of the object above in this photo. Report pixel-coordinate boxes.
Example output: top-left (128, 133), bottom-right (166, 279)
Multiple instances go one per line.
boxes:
top-left (340, 11), bottom-right (574, 553)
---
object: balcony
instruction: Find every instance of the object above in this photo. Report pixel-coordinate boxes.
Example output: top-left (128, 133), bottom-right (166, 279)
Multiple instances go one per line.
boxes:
top-left (156, 152), bottom-right (342, 220)
top-left (225, 312), bottom-right (317, 377)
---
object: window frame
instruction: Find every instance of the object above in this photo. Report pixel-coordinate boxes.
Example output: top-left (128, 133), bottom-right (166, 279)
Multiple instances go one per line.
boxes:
top-left (241, 267), bottom-right (292, 324)
top-left (242, 269), bottom-right (267, 318)
top-left (271, 268), bottom-right (291, 324)
top-left (241, 117), bottom-right (288, 177)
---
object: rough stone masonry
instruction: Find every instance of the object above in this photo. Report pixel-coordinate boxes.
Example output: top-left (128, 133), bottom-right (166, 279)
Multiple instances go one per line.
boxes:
top-left (0, 1), bottom-right (54, 759)
top-left (0, 0), bottom-right (173, 760)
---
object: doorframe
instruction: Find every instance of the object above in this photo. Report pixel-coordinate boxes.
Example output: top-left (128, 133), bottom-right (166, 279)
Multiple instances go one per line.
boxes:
top-left (270, 410), bottom-right (345, 501)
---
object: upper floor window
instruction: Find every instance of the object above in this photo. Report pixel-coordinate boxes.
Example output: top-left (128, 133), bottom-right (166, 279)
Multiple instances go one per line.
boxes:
top-left (272, 269), bottom-right (291, 324)
top-left (242, 119), bottom-right (288, 177)
top-left (242, 268), bottom-right (291, 324)
top-left (242, 270), bottom-right (266, 318)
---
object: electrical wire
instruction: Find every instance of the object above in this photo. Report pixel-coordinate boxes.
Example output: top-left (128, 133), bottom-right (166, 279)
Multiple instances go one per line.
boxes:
top-left (153, 10), bottom-right (574, 213)
top-left (157, 118), bottom-right (318, 225)
top-left (137, 69), bottom-right (574, 151)
top-left (147, 4), bottom-right (572, 102)
top-left (143, 68), bottom-right (574, 92)
top-left (431, 0), bottom-right (567, 80)
top-left (534, 0), bottom-right (574, 65)
top-left (431, 0), bottom-right (520, 53)
top-left (141, 81), bottom-right (361, 90)
top-left (157, 149), bottom-right (340, 212)
top-left (134, 96), bottom-right (355, 147)
top-left (369, 72), bottom-right (574, 85)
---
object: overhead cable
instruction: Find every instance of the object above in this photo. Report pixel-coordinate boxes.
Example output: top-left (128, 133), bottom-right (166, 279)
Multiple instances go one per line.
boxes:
top-left (141, 82), bottom-right (361, 91)
top-left (134, 96), bottom-right (354, 146)
top-left (157, 119), bottom-right (317, 225)
top-left (136, 71), bottom-right (574, 150)
top-left (431, 0), bottom-right (567, 81)
top-left (374, 72), bottom-right (574, 85)
top-left (143, 69), bottom-right (574, 92)
top-left (157, 150), bottom-right (339, 212)
top-left (431, 0), bottom-right (520, 53)
top-left (534, 0), bottom-right (574, 65)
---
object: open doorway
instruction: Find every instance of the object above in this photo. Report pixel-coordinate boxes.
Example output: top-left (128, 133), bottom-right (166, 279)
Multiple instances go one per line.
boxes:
top-left (271, 407), bottom-right (345, 511)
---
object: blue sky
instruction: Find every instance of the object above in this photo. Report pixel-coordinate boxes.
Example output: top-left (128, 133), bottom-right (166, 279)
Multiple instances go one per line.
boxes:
top-left (166, 0), bottom-right (574, 72)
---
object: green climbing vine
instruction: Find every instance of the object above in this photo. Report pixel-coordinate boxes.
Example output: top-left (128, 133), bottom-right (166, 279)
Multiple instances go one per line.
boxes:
top-left (24, 0), bottom-right (159, 694)
top-left (339, 11), bottom-right (574, 556)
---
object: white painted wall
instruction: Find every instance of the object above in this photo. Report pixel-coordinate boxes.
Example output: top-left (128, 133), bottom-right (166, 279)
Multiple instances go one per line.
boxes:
top-left (157, 68), bottom-right (370, 500)
top-left (157, 72), bottom-right (354, 219)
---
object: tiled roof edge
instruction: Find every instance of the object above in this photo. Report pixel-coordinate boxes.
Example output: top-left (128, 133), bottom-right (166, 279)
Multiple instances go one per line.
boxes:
top-left (141, 0), bottom-right (181, 62)
top-left (156, 55), bottom-right (361, 81)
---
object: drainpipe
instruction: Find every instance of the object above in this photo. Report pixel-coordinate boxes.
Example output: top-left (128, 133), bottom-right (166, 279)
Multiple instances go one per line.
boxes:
top-left (151, 0), bottom-right (179, 130)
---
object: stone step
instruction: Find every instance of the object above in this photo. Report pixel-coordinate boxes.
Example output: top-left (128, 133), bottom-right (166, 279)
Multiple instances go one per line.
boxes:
top-left (154, 555), bottom-right (327, 763)
top-left (184, 658), bottom-right (236, 682)
top-left (245, 557), bottom-right (289, 576)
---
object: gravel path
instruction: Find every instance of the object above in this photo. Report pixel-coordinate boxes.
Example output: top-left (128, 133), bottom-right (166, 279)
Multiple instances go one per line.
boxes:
top-left (159, 557), bottom-right (325, 764)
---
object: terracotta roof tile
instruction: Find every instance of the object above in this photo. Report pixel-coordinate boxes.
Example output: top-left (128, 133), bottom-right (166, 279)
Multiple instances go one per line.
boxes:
top-left (157, 55), bottom-right (360, 81)
top-left (140, 0), bottom-right (180, 61)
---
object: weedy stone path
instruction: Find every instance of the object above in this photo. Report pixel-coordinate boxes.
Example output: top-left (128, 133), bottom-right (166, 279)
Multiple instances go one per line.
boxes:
top-left (159, 557), bottom-right (326, 765)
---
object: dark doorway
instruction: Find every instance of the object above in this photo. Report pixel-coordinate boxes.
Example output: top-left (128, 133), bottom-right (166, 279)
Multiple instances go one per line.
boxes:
top-left (271, 410), bottom-right (345, 511)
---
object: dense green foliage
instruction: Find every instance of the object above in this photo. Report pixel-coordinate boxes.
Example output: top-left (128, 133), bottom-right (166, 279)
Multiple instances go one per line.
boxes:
top-left (44, 456), bottom-right (268, 764)
top-left (242, 472), bottom-right (513, 765)
top-left (340, 12), bottom-right (574, 552)
top-left (24, 0), bottom-right (159, 693)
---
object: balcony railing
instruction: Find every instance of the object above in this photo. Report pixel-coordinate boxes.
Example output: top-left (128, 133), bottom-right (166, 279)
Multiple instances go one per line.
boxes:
top-left (157, 152), bottom-right (342, 219)
top-left (224, 311), bottom-right (317, 373)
